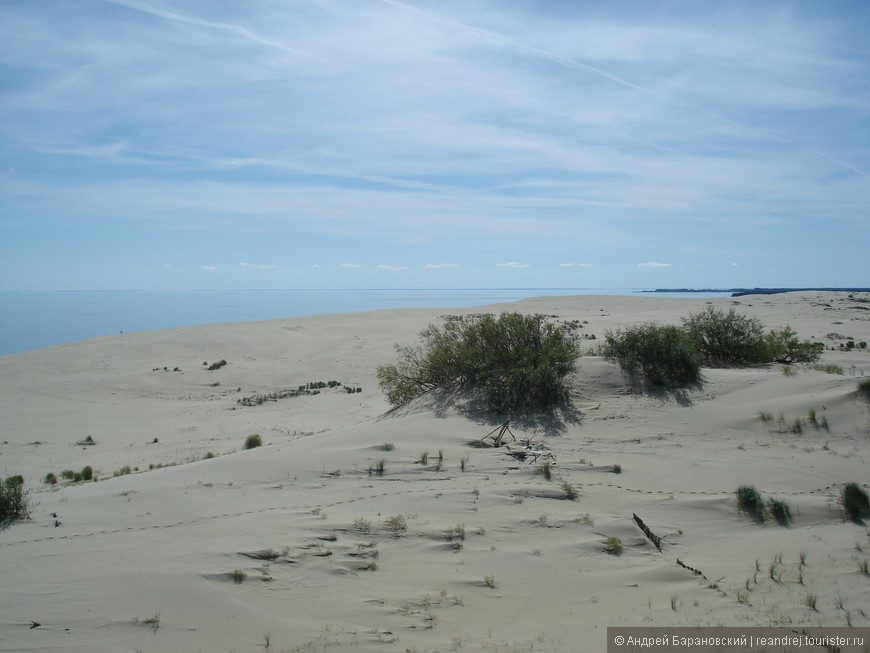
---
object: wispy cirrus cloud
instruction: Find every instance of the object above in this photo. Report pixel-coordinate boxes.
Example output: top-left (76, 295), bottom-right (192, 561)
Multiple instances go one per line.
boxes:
top-left (1, 1), bottom-right (867, 290)
top-left (239, 262), bottom-right (276, 270)
top-left (497, 262), bottom-right (530, 269)
top-left (639, 262), bottom-right (672, 268)
top-left (340, 263), bottom-right (362, 269)
top-left (377, 264), bottom-right (408, 271)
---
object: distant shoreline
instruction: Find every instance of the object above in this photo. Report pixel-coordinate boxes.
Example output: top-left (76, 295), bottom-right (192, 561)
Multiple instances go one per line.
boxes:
top-left (645, 287), bottom-right (870, 297)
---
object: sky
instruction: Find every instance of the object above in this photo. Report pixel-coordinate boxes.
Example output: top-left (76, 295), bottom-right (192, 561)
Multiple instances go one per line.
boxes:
top-left (1, 0), bottom-right (868, 291)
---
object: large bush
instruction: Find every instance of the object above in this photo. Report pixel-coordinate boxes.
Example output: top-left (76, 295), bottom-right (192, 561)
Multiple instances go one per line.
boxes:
top-left (377, 312), bottom-right (581, 412)
top-left (0, 475), bottom-right (31, 523)
top-left (603, 323), bottom-right (701, 387)
top-left (682, 306), bottom-right (770, 366)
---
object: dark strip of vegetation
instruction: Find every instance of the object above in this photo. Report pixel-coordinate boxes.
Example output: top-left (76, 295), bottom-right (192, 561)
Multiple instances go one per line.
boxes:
top-left (237, 380), bottom-right (362, 407)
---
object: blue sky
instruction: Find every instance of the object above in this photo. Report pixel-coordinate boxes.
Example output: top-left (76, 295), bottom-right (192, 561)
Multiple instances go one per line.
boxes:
top-left (1, 0), bottom-right (868, 291)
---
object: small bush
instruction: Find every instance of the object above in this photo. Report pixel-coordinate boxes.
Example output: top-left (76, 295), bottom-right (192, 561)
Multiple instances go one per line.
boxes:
top-left (0, 475), bottom-right (30, 522)
top-left (603, 536), bottom-right (623, 556)
top-left (377, 312), bottom-right (581, 412)
top-left (483, 575), bottom-right (497, 589)
top-left (244, 434), bottom-right (263, 450)
top-left (535, 461), bottom-right (553, 481)
top-left (561, 480), bottom-right (578, 500)
top-left (44, 472), bottom-right (58, 485)
top-left (603, 323), bottom-right (701, 387)
top-left (767, 497), bottom-right (792, 526)
top-left (682, 306), bottom-right (769, 366)
top-left (858, 379), bottom-right (870, 403)
top-left (231, 569), bottom-right (247, 584)
top-left (842, 483), bottom-right (869, 521)
top-left (60, 470), bottom-right (76, 480)
top-left (385, 514), bottom-right (407, 538)
top-left (736, 485), bottom-right (764, 520)
top-left (765, 327), bottom-right (823, 364)
top-left (81, 465), bottom-right (94, 481)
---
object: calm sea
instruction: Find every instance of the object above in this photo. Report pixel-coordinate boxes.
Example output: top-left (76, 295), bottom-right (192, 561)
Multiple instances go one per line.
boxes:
top-left (0, 288), bottom-right (732, 355)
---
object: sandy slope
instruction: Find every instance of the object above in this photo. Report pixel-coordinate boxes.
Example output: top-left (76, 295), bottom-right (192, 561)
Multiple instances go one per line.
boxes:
top-left (0, 292), bottom-right (869, 652)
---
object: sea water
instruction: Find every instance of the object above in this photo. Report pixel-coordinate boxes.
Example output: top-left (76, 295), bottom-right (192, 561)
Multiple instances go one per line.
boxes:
top-left (0, 288), bottom-right (732, 355)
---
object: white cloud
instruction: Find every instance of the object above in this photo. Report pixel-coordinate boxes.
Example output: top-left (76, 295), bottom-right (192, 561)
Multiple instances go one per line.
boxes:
top-left (497, 262), bottom-right (530, 268)
top-left (377, 264), bottom-right (409, 271)
top-left (239, 262), bottom-right (277, 269)
top-left (730, 262), bottom-right (739, 267)
top-left (638, 262), bottom-right (672, 268)
top-left (559, 263), bottom-right (592, 268)
top-left (340, 263), bottom-right (362, 269)
top-left (200, 265), bottom-right (217, 271)
top-left (424, 263), bottom-right (459, 269)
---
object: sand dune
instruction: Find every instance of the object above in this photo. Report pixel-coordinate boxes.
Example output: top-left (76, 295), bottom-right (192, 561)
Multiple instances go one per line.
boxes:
top-left (1, 292), bottom-right (869, 652)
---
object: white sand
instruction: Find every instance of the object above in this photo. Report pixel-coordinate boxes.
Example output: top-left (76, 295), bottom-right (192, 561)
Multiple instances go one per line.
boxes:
top-left (1, 292), bottom-right (868, 652)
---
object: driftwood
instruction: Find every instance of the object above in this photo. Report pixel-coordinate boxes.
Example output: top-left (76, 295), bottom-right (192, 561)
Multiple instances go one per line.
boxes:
top-left (477, 421), bottom-right (516, 447)
top-left (505, 445), bottom-right (556, 465)
top-left (632, 513), bottom-right (662, 551)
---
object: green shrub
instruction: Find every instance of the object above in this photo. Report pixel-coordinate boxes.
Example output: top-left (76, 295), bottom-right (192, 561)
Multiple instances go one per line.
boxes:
top-left (243, 434), bottom-right (263, 450)
top-left (736, 485), bottom-right (764, 520)
top-left (682, 307), bottom-right (769, 366)
top-left (842, 483), bottom-right (869, 521)
top-left (767, 497), bottom-right (792, 526)
top-left (81, 465), bottom-right (94, 481)
top-left (44, 472), bottom-right (58, 485)
top-left (765, 327), bottom-right (823, 364)
top-left (858, 379), bottom-right (870, 403)
top-left (602, 323), bottom-right (701, 387)
top-left (0, 475), bottom-right (30, 522)
top-left (603, 536), bottom-right (623, 556)
top-left (377, 312), bottom-right (581, 413)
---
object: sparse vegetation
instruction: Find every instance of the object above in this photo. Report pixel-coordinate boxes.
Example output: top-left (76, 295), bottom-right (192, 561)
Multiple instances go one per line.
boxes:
top-left (207, 359), bottom-right (228, 371)
top-left (231, 569), bottom-right (247, 584)
top-left (377, 312), bottom-right (581, 412)
top-left (535, 461), bottom-right (553, 481)
top-left (858, 379), bottom-right (870, 403)
top-left (561, 480), bottom-right (578, 500)
top-left (352, 518), bottom-right (372, 534)
top-left (483, 575), bottom-right (497, 589)
top-left (385, 514), bottom-right (407, 538)
top-left (44, 472), bottom-right (57, 485)
top-left (237, 380), bottom-right (360, 407)
top-left (244, 434), bottom-right (263, 450)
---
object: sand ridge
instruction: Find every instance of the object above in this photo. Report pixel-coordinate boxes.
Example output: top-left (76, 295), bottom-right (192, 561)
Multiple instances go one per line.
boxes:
top-left (1, 292), bottom-right (869, 652)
